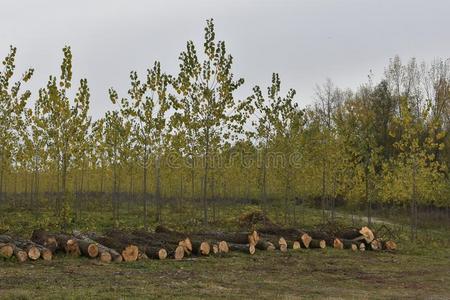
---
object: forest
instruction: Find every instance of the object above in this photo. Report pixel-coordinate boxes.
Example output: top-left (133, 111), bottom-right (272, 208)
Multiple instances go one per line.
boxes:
top-left (0, 19), bottom-right (449, 241)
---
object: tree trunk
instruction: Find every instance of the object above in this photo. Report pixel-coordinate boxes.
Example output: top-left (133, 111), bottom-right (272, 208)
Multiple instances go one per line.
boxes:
top-left (228, 243), bottom-right (256, 255)
top-left (155, 155), bottom-right (162, 223)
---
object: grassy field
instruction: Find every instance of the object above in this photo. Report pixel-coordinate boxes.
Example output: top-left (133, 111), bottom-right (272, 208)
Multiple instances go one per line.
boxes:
top-left (1, 247), bottom-right (450, 299)
top-left (1, 204), bottom-right (450, 299)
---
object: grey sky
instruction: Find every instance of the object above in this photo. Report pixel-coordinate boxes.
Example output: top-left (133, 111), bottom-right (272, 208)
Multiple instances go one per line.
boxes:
top-left (1, 0), bottom-right (449, 118)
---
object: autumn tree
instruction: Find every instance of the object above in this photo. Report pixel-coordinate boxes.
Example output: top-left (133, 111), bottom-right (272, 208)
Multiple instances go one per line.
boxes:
top-left (172, 19), bottom-right (245, 224)
top-left (0, 46), bottom-right (33, 205)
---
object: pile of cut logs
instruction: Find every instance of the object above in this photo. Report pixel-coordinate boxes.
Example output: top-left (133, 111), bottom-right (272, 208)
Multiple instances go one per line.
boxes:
top-left (0, 225), bottom-right (396, 263)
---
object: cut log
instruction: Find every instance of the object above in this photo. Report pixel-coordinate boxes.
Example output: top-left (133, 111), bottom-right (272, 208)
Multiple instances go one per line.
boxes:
top-left (34, 244), bottom-right (52, 261)
top-left (72, 233), bottom-right (116, 262)
top-left (370, 239), bottom-right (381, 251)
top-left (359, 227), bottom-right (375, 243)
top-left (333, 238), bottom-right (344, 250)
top-left (212, 244), bottom-right (219, 254)
top-left (87, 235), bottom-right (138, 262)
top-left (258, 227), bottom-right (307, 241)
top-left (26, 244), bottom-right (41, 260)
top-left (0, 235), bottom-right (45, 260)
top-left (247, 230), bottom-right (260, 246)
top-left (309, 239), bottom-right (326, 249)
top-left (192, 241), bottom-right (210, 256)
top-left (300, 233), bottom-right (312, 249)
top-left (382, 240), bottom-right (397, 251)
top-left (121, 245), bottom-right (139, 262)
top-left (31, 229), bottom-right (58, 253)
top-left (99, 251), bottom-right (112, 263)
top-left (137, 251), bottom-right (148, 260)
top-left (191, 232), bottom-right (255, 246)
top-left (178, 238), bottom-right (193, 255)
top-left (145, 246), bottom-right (167, 260)
top-left (278, 237), bottom-right (288, 252)
top-left (255, 240), bottom-right (276, 251)
top-left (359, 243), bottom-right (366, 251)
top-left (289, 241), bottom-right (301, 250)
top-left (131, 230), bottom-right (192, 255)
top-left (54, 234), bottom-right (81, 256)
top-left (337, 228), bottom-right (363, 240)
top-left (155, 226), bottom-right (193, 252)
top-left (13, 246), bottom-right (28, 262)
top-left (0, 243), bottom-right (14, 258)
top-left (228, 243), bottom-right (256, 255)
top-left (218, 241), bottom-right (229, 253)
top-left (76, 239), bottom-right (99, 258)
top-left (341, 239), bottom-right (358, 251)
top-left (165, 244), bottom-right (184, 260)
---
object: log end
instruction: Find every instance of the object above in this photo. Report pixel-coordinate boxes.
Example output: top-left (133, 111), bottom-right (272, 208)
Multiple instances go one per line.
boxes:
top-left (99, 251), bottom-right (112, 263)
top-left (212, 244), bottom-right (219, 254)
top-left (359, 226), bottom-right (375, 243)
top-left (218, 241), bottom-right (229, 253)
top-left (359, 243), bottom-right (366, 251)
top-left (279, 244), bottom-right (288, 252)
top-left (174, 245), bottom-right (185, 260)
top-left (319, 240), bottom-right (326, 249)
top-left (0, 244), bottom-right (14, 258)
top-left (333, 239), bottom-right (344, 250)
top-left (371, 239), bottom-right (381, 251)
top-left (199, 241), bottom-right (210, 256)
top-left (28, 246), bottom-right (41, 260)
top-left (158, 248), bottom-right (168, 260)
top-left (122, 245), bottom-right (139, 262)
top-left (87, 244), bottom-right (99, 258)
top-left (41, 248), bottom-right (53, 261)
top-left (351, 244), bottom-right (358, 251)
top-left (301, 233), bottom-right (312, 248)
top-left (249, 244), bottom-right (256, 255)
top-left (385, 240), bottom-right (397, 251)
top-left (179, 239), bottom-right (192, 255)
top-left (15, 249), bottom-right (28, 262)
top-left (66, 239), bottom-right (81, 256)
top-left (292, 241), bottom-right (301, 250)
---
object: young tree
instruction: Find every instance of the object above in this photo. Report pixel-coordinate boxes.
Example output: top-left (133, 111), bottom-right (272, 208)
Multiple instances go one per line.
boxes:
top-left (114, 61), bottom-right (171, 227)
top-left (248, 73), bottom-right (304, 223)
top-left (0, 46), bottom-right (33, 205)
top-left (173, 19), bottom-right (245, 224)
top-left (37, 46), bottom-right (91, 226)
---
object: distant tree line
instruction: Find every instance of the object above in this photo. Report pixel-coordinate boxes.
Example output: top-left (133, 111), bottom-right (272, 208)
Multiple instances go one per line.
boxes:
top-left (0, 20), bottom-right (449, 238)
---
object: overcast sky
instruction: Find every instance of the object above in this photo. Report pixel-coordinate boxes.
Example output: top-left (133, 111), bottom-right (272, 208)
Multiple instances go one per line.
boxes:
top-left (1, 0), bottom-right (449, 118)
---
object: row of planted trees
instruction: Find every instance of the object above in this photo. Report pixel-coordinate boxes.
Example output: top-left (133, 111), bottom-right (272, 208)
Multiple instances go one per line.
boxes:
top-left (1, 20), bottom-right (449, 238)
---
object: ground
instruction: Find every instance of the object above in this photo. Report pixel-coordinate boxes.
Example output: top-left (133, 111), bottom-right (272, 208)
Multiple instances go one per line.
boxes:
top-left (1, 247), bottom-right (450, 299)
top-left (1, 205), bottom-right (449, 299)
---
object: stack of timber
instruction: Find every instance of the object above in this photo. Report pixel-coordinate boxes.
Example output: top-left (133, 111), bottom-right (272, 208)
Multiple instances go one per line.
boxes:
top-left (0, 223), bottom-right (397, 264)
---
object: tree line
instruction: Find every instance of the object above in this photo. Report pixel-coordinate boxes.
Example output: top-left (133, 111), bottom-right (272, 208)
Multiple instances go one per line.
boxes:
top-left (1, 20), bottom-right (449, 238)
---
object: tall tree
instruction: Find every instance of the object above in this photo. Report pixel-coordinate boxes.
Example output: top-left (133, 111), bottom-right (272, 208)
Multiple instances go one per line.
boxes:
top-left (0, 46), bottom-right (33, 205)
top-left (173, 19), bottom-right (245, 224)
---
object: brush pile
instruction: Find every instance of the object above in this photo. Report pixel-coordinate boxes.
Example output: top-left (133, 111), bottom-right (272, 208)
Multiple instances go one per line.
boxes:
top-left (0, 220), bottom-right (397, 263)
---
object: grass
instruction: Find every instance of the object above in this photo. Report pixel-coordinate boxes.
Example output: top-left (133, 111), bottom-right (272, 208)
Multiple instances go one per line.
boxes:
top-left (1, 248), bottom-right (450, 299)
top-left (1, 202), bottom-right (450, 299)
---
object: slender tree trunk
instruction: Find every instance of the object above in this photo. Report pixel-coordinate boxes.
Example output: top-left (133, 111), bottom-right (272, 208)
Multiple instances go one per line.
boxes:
top-left (155, 155), bottom-right (162, 223)
top-left (321, 158), bottom-right (326, 222)
top-left (202, 129), bottom-right (210, 225)
top-left (143, 156), bottom-right (148, 229)
top-left (365, 165), bottom-right (371, 226)
top-left (128, 165), bottom-right (133, 214)
top-left (411, 160), bottom-right (418, 240)
top-left (0, 153), bottom-right (4, 205)
top-left (261, 146), bottom-right (268, 217)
